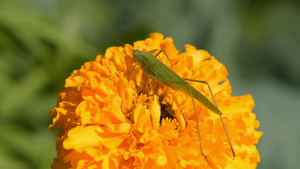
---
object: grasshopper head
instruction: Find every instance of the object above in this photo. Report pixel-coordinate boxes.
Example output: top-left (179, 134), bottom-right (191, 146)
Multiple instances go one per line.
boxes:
top-left (132, 50), bottom-right (145, 63)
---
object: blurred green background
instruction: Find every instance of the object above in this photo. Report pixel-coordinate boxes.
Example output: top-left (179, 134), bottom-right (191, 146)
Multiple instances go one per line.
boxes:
top-left (0, 0), bottom-right (299, 168)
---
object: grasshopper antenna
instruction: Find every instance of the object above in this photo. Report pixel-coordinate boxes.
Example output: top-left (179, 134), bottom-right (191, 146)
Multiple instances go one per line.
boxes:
top-left (107, 36), bottom-right (137, 69)
top-left (108, 36), bottom-right (134, 51)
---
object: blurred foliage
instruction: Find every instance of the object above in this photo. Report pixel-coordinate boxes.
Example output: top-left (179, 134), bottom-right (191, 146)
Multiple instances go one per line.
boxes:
top-left (0, 0), bottom-right (299, 169)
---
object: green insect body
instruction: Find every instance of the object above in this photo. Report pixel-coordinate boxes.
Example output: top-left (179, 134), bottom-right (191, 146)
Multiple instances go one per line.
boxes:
top-left (132, 50), bottom-right (222, 116)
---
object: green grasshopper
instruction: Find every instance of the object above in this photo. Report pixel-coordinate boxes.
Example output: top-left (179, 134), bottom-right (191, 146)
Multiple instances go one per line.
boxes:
top-left (124, 43), bottom-right (235, 159)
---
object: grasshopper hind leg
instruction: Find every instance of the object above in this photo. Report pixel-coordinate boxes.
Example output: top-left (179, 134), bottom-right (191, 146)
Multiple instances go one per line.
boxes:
top-left (184, 78), bottom-right (236, 159)
top-left (187, 83), bottom-right (207, 158)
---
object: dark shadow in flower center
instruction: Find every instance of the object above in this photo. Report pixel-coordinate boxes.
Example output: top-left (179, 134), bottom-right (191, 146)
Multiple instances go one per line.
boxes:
top-left (160, 103), bottom-right (175, 123)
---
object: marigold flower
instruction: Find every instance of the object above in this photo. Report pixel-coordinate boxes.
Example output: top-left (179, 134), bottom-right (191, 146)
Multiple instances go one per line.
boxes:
top-left (49, 33), bottom-right (263, 169)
